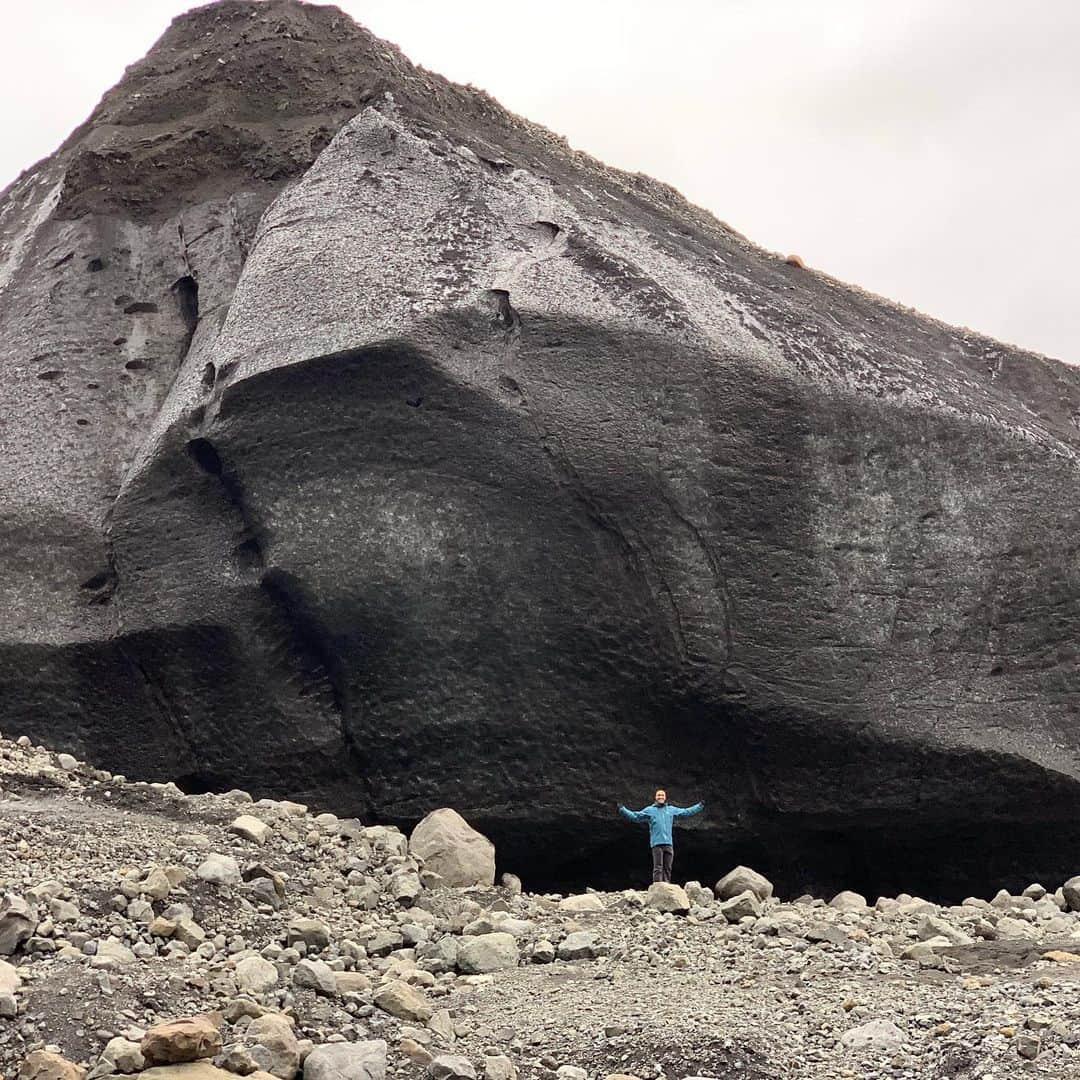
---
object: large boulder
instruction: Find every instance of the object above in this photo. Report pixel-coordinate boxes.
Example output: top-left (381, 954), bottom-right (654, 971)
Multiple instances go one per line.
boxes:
top-left (456, 932), bottom-right (519, 974)
top-left (0, 894), bottom-right (35, 955)
top-left (719, 891), bottom-right (762, 923)
top-left (388, 868), bottom-right (423, 905)
top-left (235, 955), bottom-right (279, 994)
top-left (557, 894), bottom-right (605, 915)
top-left (228, 815), bottom-right (272, 844)
top-left (0, 958), bottom-right (22, 994)
top-left (286, 918), bottom-right (330, 952)
top-left (136, 1068), bottom-right (235, 1080)
top-left (829, 891), bottom-right (869, 914)
top-left (416, 936), bottom-right (459, 974)
top-left (917, 916), bottom-right (972, 947)
top-left (409, 809), bottom-right (495, 888)
top-left (6, 0), bottom-right (1080, 901)
top-left (646, 883), bottom-right (690, 914)
top-left (428, 1057), bottom-right (476, 1080)
top-left (292, 957), bottom-right (338, 997)
top-left (242, 1013), bottom-right (299, 1080)
top-left (714, 867), bottom-right (773, 903)
top-left (142, 1016), bottom-right (223, 1066)
top-left (373, 980), bottom-right (433, 1022)
top-left (556, 932), bottom-right (599, 961)
top-left (303, 1042), bottom-right (387, 1080)
top-left (1062, 875), bottom-right (1080, 911)
top-left (91, 940), bottom-right (137, 968)
top-left (18, 1052), bottom-right (85, 1080)
top-left (336, 971), bottom-right (373, 994)
top-left (196, 854), bottom-right (242, 887)
top-left (100, 1038), bottom-right (145, 1075)
top-left (840, 1020), bottom-right (905, 1052)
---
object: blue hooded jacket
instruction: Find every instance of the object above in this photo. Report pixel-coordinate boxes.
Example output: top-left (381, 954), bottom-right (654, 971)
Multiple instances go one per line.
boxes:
top-left (618, 800), bottom-right (704, 847)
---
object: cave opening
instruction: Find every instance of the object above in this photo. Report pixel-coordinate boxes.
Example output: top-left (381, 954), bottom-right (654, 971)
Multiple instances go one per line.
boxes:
top-left (474, 816), bottom-right (1080, 905)
top-left (109, 751), bottom-right (1080, 904)
top-left (171, 275), bottom-right (199, 334)
top-left (79, 565), bottom-right (117, 605)
top-left (153, 750), bottom-right (1080, 905)
top-left (171, 275), bottom-right (200, 361)
top-left (174, 771), bottom-right (233, 796)
top-left (187, 436), bottom-right (223, 476)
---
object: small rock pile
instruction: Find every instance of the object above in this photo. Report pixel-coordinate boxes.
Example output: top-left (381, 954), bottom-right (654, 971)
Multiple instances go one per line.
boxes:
top-left (5, 733), bottom-right (1080, 1079)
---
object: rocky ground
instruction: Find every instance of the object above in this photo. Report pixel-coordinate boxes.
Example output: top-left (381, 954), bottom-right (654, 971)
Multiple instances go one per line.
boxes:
top-left (5, 735), bottom-right (1080, 1080)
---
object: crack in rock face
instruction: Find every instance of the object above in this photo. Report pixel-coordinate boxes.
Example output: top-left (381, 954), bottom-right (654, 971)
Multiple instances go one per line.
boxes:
top-left (3, 0), bottom-right (1080, 903)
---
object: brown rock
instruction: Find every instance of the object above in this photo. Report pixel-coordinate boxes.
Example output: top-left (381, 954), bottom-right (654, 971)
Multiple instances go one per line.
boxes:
top-left (18, 1051), bottom-right (86, 1080)
top-left (242, 1013), bottom-right (300, 1080)
top-left (400, 1039), bottom-right (434, 1066)
top-left (172, 918), bottom-right (207, 949)
top-left (138, 1066), bottom-right (236, 1080)
top-left (142, 1015), bottom-right (223, 1065)
top-left (1042, 949), bottom-right (1080, 963)
top-left (223, 999), bottom-right (267, 1023)
top-left (335, 971), bottom-right (373, 995)
top-left (229, 815), bottom-right (272, 844)
top-left (373, 980), bottom-right (433, 1022)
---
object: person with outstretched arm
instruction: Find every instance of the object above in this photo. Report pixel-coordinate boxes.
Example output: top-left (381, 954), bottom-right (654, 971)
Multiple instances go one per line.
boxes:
top-left (617, 788), bottom-right (704, 883)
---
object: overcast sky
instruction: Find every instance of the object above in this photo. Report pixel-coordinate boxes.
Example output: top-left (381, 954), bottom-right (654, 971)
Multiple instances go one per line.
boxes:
top-left (4, 1), bottom-right (1078, 362)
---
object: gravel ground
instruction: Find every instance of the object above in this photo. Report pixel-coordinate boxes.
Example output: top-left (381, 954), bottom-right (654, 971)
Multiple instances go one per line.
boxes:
top-left (4, 733), bottom-right (1080, 1080)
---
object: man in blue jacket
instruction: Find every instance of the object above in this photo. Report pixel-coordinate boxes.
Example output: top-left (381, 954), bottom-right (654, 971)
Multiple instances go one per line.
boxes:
top-left (618, 788), bottom-right (704, 883)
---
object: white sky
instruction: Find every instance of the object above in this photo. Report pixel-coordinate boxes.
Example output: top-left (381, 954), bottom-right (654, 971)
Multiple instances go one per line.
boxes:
top-left (4, 0), bottom-right (1079, 362)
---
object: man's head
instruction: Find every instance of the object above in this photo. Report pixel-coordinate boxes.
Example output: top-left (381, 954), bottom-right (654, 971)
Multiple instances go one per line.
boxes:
top-left (654, 788), bottom-right (667, 805)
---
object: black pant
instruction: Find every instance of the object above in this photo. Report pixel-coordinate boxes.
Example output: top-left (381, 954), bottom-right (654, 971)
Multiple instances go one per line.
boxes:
top-left (651, 844), bottom-right (674, 883)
